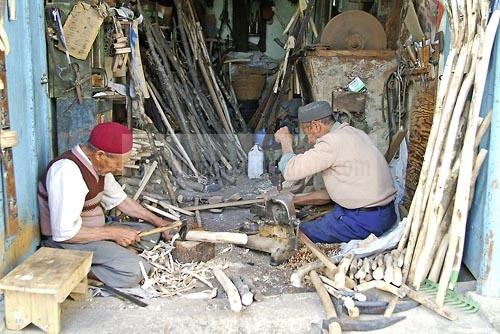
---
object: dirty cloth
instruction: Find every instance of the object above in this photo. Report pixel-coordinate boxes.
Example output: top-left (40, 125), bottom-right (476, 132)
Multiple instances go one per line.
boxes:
top-left (279, 122), bottom-right (396, 209)
top-left (42, 221), bottom-right (159, 288)
top-left (299, 202), bottom-right (397, 243)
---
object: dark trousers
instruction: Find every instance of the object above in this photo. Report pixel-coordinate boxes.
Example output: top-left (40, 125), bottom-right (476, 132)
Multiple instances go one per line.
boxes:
top-left (299, 203), bottom-right (397, 243)
top-left (42, 221), bottom-right (160, 288)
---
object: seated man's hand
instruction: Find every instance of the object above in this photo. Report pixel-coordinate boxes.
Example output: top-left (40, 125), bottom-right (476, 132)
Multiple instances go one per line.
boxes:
top-left (109, 226), bottom-right (140, 247)
top-left (274, 126), bottom-right (292, 145)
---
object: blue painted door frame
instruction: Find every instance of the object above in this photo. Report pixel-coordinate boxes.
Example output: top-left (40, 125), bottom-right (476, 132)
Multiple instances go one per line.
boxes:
top-left (0, 0), bottom-right (52, 274)
top-left (465, 3), bottom-right (500, 297)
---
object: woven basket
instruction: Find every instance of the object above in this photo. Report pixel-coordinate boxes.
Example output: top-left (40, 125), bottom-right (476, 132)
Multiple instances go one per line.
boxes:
top-left (232, 66), bottom-right (267, 101)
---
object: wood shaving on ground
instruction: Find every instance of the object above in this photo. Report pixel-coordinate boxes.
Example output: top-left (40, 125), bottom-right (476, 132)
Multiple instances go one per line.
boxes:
top-left (139, 241), bottom-right (213, 297)
top-left (281, 243), bottom-right (341, 270)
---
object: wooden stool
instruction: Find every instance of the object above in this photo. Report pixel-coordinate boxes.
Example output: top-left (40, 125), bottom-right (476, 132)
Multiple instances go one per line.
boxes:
top-left (0, 247), bottom-right (93, 334)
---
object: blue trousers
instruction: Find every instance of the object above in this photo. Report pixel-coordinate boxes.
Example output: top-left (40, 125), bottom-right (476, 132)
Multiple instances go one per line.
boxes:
top-left (300, 203), bottom-right (397, 243)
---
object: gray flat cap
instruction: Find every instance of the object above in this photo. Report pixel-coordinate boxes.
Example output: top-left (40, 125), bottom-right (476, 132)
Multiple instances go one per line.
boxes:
top-left (298, 101), bottom-right (333, 122)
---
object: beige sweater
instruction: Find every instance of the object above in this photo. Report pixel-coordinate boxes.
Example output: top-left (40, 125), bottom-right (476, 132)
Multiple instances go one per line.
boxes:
top-left (282, 123), bottom-right (396, 209)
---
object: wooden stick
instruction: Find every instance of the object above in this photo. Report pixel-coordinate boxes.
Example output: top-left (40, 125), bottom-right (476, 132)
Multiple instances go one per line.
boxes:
top-left (428, 233), bottom-right (449, 282)
top-left (412, 36), bottom-right (476, 289)
top-left (184, 230), bottom-right (248, 245)
top-left (334, 254), bottom-right (354, 289)
top-left (182, 198), bottom-right (265, 211)
top-left (133, 161), bottom-right (158, 201)
top-left (138, 222), bottom-right (182, 238)
top-left (143, 203), bottom-right (180, 221)
top-left (309, 270), bottom-right (342, 334)
top-left (437, 8), bottom-right (499, 307)
top-left (404, 285), bottom-right (457, 321)
top-left (229, 275), bottom-right (254, 306)
top-left (212, 268), bottom-right (242, 312)
top-left (474, 110), bottom-right (492, 148)
top-left (355, 280), bottom-right (405, 298)
top-left (194, 198), bottom-right (202, 228)
top-left (147, 83), bottom-right (200, 178)
top-left (448, 148), bottom-right (488, 289)
top-left (142, 195), bottom-right (194, 216)
top-left (298, 232), bottom-right (355, 289)
top-left (384, 296), bottom-right (399, 318)
top-left (290, 260), bottom-right (323, 288)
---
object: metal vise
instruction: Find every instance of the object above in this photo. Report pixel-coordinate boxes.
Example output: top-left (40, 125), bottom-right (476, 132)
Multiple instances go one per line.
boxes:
top-left (247, 191), bottom-right (300, 266)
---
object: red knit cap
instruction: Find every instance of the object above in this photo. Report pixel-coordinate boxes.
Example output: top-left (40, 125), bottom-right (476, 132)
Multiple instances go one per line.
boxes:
top-left (89, 122), bottom-right (133, 154)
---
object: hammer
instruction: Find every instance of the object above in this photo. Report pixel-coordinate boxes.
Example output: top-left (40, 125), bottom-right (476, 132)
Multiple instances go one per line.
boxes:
top-left (138, 221), bottom-right (187, 239)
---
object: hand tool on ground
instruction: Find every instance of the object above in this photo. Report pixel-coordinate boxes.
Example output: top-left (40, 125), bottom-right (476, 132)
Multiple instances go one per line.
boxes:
top-left (332, 296), bottom-right (419, 315)
top-left (356, 280), bottom-right (457, 320)
top-left (89, 280), bottom-right (148, 307)
top-left (319, 279), bottom-right (407, 331)
top-left (322, 308), bottom-right (405, 332)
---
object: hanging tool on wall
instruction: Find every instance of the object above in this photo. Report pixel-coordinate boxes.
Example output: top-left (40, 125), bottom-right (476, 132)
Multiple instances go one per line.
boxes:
top-left (49, 8), bottom-right (84, 104)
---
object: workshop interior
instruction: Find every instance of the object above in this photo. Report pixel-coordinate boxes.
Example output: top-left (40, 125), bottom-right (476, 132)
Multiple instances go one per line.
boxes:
top-left (0, 0), bottom-right (499, 333)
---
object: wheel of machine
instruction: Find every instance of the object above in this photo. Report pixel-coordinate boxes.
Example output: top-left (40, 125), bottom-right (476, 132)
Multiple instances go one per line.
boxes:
top-left (320, 10), bottom-right (387, 50)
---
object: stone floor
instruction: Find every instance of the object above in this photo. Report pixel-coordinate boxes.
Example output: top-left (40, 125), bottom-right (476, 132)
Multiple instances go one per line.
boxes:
top-left (1, 281), bottom-right (498, 334)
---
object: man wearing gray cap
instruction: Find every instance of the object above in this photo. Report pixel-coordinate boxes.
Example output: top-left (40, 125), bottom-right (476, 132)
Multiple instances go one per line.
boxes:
top-left (274, 101), bottom-right (396, 243)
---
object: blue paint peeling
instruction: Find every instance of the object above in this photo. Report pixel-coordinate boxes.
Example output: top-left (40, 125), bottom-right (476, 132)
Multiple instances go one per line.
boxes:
top-left (464, 3), bottom-right (500, 296)
top-left (0, 0), bottom-right (52, 271)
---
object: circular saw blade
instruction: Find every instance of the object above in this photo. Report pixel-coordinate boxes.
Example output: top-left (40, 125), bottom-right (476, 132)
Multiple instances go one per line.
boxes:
top-left (320, 10), bottom-right (387, 50)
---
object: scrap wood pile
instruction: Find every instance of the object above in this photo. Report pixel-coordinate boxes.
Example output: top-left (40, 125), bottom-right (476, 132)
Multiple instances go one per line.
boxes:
top-left (397, 0), bottom-right (498, 309)
top-left (287, 232), bottom-right (458, 332)
top-left (139, 241), bottom-right (264, 308)
top-left (139, 241), bottom-right (214, 298)
top-left (137, 0), bottom-right (246, 187)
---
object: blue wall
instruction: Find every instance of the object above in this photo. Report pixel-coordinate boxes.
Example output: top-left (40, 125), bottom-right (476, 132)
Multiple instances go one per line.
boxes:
top-left (0, 0), bottom-right (52, 273)
top-left (464, 4), bottom-right (500, 296)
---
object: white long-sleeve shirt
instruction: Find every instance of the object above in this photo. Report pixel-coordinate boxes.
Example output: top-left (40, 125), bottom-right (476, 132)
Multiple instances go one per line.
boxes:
top-left (45, 145), bottom-right (127, 241)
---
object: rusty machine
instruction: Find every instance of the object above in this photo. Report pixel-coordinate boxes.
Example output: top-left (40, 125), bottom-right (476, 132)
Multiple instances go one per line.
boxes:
top-left (246, 191), bottom-right (301, 265)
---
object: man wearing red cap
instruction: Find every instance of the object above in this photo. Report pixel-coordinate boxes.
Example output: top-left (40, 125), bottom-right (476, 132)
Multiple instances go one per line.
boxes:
top-left (38, 122), bottom-right (173, 288)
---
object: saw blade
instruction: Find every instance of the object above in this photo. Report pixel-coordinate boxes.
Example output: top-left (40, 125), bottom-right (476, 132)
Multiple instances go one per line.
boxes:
top-left (320, 10), bottom-right (387, 50)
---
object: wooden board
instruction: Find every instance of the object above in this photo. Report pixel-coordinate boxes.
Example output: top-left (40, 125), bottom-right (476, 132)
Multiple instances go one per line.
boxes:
top-left (309, 48), bottom-right (396, 60)
top-left (0, 247), bottom-right (92, 303)
top-left (404, 82), bottom-right (436, 207)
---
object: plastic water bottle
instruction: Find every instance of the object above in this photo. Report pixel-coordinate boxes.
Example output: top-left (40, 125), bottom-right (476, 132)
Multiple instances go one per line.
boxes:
top-left (247, 143), bottom-right (264, 179)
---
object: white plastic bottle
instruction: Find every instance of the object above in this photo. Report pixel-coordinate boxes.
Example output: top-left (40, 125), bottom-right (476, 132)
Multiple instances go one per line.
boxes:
top-left (247, 143), bottom-right (264, 179)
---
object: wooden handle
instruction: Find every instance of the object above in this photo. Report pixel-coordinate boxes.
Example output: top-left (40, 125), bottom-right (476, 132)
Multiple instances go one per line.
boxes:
top-left (309, 270), bottom-right (342, 334)
top-left (181, 198), bottom-right (265, 211)
top-left (184, 230), bottom-right (248, 245)
top-left (212, 268), bottom-right (242, 312)
top-left (138, 222), bottom-right (182, 238)
top-left (298, 231), bottom-right (355, 289)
